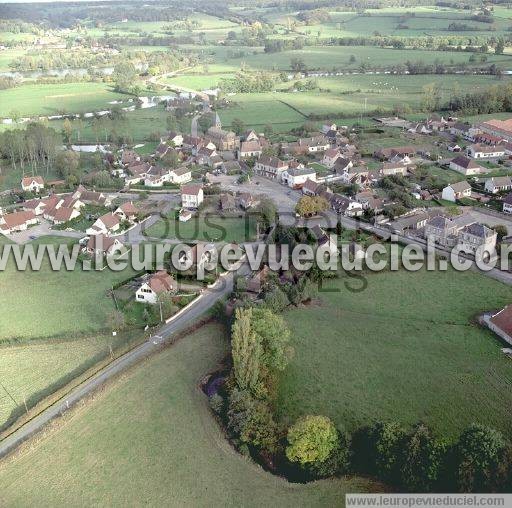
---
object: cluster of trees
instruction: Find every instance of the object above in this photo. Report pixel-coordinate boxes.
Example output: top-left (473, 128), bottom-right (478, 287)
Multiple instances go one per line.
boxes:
top-left (296, 8), bottom-right (331, 24)
top-left (0, 123), bottom-right (60, 174)
top-left (220, 71), bottom-right (277, 93)
top-left (264, 37), bottom-right (306, 53)
top-left (446, 82), bottom-right (512, 115)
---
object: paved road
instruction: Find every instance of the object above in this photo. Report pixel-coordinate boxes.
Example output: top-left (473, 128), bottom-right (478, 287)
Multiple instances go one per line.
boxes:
top-left (0, 261), bottom-right (250, 460)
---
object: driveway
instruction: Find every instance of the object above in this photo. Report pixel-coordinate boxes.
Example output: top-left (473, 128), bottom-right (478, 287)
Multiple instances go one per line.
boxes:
top-left (4, 220), bottom-right (84, 245)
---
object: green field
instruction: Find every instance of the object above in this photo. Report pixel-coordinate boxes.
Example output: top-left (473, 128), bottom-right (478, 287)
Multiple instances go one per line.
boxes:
top-left (278, 267), bottom-right (512, 440)
top-left (0, 324), bottom-right (380, 506)
top-left (0, 82), bottom-right (126, 118)
top-left (0, 244), bottom-right (137, 341)
top-left (146, 216), bottom-right (258, 243)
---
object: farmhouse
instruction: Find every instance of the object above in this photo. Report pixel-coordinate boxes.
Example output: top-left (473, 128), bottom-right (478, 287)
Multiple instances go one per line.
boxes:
top-left (450, 122), bottom-right (480, 141)
top-left (0, 211), bottom-right (38, 234)
top-left (355, 191), bottom-right (385, 212)
top-left (181, 184), bottom-right (204, 209)
top-left (380, 162), bottom-right (409, 176)
top-left (86, 234), bottom-right (124, 257)
top-left (467, 144), bottom-right (505, 159)
top-left (503, 193), bottom-right (512, 214)
top-left (322, 148), bottom-right (342, 168)
top-left (46, 206), bottom-right (81, 225)
top-left (115, 202), bottom-right (138, 221)
top-left (333, 157), bottom-right (353, 174)
top-left (329, 194), bottom-right (363, 217)
top-left (86, 213), bottom-right (121, 236)
top-left (73, 185), bottom-right (111, 206)
top-left (485, 176), bottom-right (512, 194)
top-left (302, 179), bottom-right (319, 196)
top-left (374, 146), bottom-right (416, 160)
top-left (135, 271), bottom-right (177, 304)
top-left (21, 176), bottom-right (45, 193)
top-left (441, 181), bottom-right (472, 202)
top-left (449, 156), bottom-right (482, 176)
top-left (488, 305), bottom-right (512, 346)
top-left (238, 192), bottom-right (258, 210)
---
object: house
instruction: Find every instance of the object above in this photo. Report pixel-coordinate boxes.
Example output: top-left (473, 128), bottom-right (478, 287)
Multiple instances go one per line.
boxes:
top-left (125, 162), bottom-right (153, 186)
top-left (48, 206), bottom-right (81, 225)
top-left (503, 193), bottom-right (512, 214)
top-left (0, 211), bottom-right (38, 234)
top-left (222, 160), bottom-right (242, 175)
top-left (450, 122), bottom-right (480, 141)
top-left (355, 191), bottom-right (385, 212)
top-left (374, 146), bottom-right (416, 160)
top-left (322, 148), bottom-right (342, 168)
top-left (179, 209), bottom-right (192, 222)
top-left (22, 198), bottom-right (47, 216)
top-left (73, 185), bottom-right (111, 206)
top-left (281, 168), bottom-right (316, 189)
top-left (21, 176), bottom-right (45, 193)
top-left (86, 212), bottom-right (121, 236)
top-left (479, 118), bottom-right (512, 143)
top-left (467, 144), bottom-right (504, 159)
top-left (177, 242), bottom-right (215, 271)
top-left (449, 156), bottom-right (483, 176)
top-left (238, 140), bottom-right (262, 160)
top-left (242, 130), bottom-right (259, 142)
top-left (219, 193), bottom-right (236, 211)
top-left (309, 225), bottom-right (338, 255)
top-left (144, 167), bottom-right (173, 187)
top-left (247, 265), bottom-right (270, 294)
top-left (86, 234), bottom-right (124, 257)
top-left (488, 305), bottom-right (512, 345)
top-left (485, 176), bottom-right (512, 194)
top-left (380, 162), bottom-right (409, 176)
top-left (181, 184), bottom-right (204, 209)
top-left (254, 156), bottom-right (289, 180)
top-left (163, 131), bottom-right (183, 147)
top-left (389, 212), bottom-right (429, 234)
top-left (121, 149), bottom-right (140, 166)
top-left (135, 271), bottom-right (177, 304)
top-left (448, 144), bottom-right (462, 152)
top-left (424, 216), bottom-right (459, 247)
top-left (238, 192), bottom-right (258, 210)
top-left (338, 166), bottom-right (369, 186)
top-left (115, 202), bottom-right (138, 221)
top-left (321, 122), bottom-right (337, 134)
top-left (458, 223), bottom-right (497, 256)
top-left (441, 181), bottom-right (472, 202)
top-left (302, 179), bottom-right (319, 196)
top-left (300, 136), bottom-right (330, 153)
top-left (330, 194), bottom-right (363, 217)
top-left (170, 167), bottom-right (192, 184)
top-left (333, 157), bottom-right (353, 174)
top-left (155, 142), bottom-right (172, 158)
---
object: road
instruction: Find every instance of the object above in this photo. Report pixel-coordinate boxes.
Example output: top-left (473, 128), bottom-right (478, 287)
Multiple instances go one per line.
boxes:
top-left (0, 261), bottom-right (251, 460)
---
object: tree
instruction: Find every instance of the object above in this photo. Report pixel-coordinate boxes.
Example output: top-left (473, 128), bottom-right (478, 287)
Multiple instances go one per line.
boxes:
top-left (295, 196), bottom-right (329, 217)
top-left (455, 424), bottom-right (506, 492)
top-left (422, 82), bottom-right (442, 112)
top-left (106, 310), bottom-right (126, 331)
top-left (198, 114), bottom-right (212, 134)
top-left (401, 424), bottom-right (445, 492)
top-left (495, 38), bottom-right (505, 55)
top-left (227, 388), bottom-right (279, 452)
top-left (251, 307), bottom-right (291, 372)
top-left (491, 224), bottom-right (507, 241)
top-left (112, 60), bottom-right (138, 93)
top-left (349, 54), bottom-right (356, 64)
top-left (231, 118), bottom-right (246, 136)
top-left (291, 57), bottom-right (306, 72)
top-left (286, 415), bottom-right (339, 466)
top-left (166, 113), bottom-right (177, 132)
top-left (255, 197), bottom-right (277, 227)
top-left (55, 150), bottom-right (80, 179)
top-left (231, 308), bottom-right (262, 394)
top-left (263, 123), bottom-right (273, 139)
top-left (62, 118), bottom-right (73, 144)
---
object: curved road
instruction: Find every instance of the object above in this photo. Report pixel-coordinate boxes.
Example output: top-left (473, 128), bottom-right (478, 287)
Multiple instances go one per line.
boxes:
top-left (0, 261), bottom-right (251, 460)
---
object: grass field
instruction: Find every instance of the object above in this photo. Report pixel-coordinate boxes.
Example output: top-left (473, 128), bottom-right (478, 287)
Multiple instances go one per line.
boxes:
top-left (278, 267), bottom-right (512, 440)
top-left (0, 244), bottom-right (137, 341)
top-left (146, 216), bottom-right (257, 243)
top-left (0, 324), bottom-right (381, 506)
top-left (0, 82), bottom-right (126, 118)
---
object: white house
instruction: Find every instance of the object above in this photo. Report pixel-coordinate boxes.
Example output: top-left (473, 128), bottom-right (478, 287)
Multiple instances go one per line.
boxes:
top-left (177, 242), bottom-right (215, 271)
top-left (503, 193), bottom-right (512, 214)
top-left (449, 156), bottom-right (482, 176)
top-left (0, 211), bottom-right (38, 234)
top-left (458, 223), bottom-right (497, 257)
top-left (254, 156), bottom-right (289, 180)
top-left (181, 184), bottom-right (204, 209)
top-left (170, 167), bottom-right (192, 184)
top-left (135, 271), bottom-right (177, 304)
top-left (86, 234), bottom-right (125, 257)
top-left (86, 213), bottom-right (121, 236)
top-left (238, 140), bottom-right (262, 160)
top-left (281, 168), bottom-right (316, 189)
top-left (485, 176), bottom-right (512, 194)
top-left (467, 144), bottom-right (505, 159)
top-left (441, 181), bottom-right (472, 202)
top-left (21, 176), bottom-right (45, 193)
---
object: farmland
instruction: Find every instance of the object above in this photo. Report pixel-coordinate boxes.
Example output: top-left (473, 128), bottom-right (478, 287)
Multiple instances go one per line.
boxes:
top-left (278, 267), bottom-right (512, 440)
top-left (0, 324), bottom-right (381, 506)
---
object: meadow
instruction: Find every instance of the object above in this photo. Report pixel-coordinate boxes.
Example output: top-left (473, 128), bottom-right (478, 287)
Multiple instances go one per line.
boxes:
top-left (0, 324), bottom-right (381, 506)
top-left (278, 267), bottom-right (512, 440)
top-left (0, 240), bottom-right (137, 341)
top-left (0, 82), bottom-right (126, 118)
